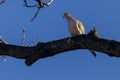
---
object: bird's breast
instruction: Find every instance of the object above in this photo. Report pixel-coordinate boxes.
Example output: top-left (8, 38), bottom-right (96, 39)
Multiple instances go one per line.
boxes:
top-left (68, 25), bottom-right (80, 36)
top-left (68, 21), bottom-right (83, 36)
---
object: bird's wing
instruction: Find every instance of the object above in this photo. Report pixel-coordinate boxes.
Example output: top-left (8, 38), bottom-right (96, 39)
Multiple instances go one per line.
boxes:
top-left (76, 21), bottom-right (86, 34)
top-left (76, 24), bottom-right (82, 34)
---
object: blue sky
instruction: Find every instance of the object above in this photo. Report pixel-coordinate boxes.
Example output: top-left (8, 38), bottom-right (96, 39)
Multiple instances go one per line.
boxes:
top-left (0, 0), bottom-right (120, 80)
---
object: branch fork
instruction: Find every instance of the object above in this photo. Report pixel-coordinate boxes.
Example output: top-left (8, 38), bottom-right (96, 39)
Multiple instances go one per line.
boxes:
top-left (23, 0), bottom-right (54, 21)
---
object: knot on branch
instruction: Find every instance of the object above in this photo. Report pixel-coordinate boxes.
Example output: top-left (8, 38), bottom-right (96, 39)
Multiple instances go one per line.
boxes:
top-left (87, 27), bottom-right (99, 38)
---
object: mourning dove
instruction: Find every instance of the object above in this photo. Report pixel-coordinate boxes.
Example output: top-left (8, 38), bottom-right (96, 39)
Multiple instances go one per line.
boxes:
top-left (63, 12), bottom-right (96, 57)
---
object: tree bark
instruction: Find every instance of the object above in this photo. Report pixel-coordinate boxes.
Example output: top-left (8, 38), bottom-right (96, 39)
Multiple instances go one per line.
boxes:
top-left (0, 28), bottom-right (120, 66)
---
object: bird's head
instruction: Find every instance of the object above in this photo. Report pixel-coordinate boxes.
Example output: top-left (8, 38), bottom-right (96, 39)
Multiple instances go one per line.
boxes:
top-left (63, 13), bottom-right (71, 18)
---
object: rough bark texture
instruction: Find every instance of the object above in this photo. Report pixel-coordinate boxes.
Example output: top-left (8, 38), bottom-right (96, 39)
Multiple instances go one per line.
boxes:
top-left (0, 28), bottom-right (120, 66)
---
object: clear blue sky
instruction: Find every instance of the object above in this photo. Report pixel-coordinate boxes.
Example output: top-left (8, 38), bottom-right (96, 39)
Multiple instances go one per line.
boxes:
top-left (0, 0), bottom-right (120, 80)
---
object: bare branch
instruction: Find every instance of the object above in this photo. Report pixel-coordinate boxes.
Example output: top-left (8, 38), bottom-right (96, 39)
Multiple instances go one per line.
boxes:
top-left (0, 36), bottom-right (7, 61)
top-left (0, 36), bottom-right (7, 44)
top-left (22, 28), bottom-right (26, 46)
top-left (23, 0), bottom-right (54, 21)
top-left (23, 0), bottom-right (38, 7)
top-left (46, 0), bottom-right (54, 6)
top-left (29, 37), bottom-right (40, 46)
top-left (31, 8), bottom-right (41, 21)
top-left (0, 28), bottom-right (119, 66)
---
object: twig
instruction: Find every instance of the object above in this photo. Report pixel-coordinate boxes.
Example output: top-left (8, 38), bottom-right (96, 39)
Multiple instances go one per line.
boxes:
top-left (31, 8), bottom-right (40, 21)
top-left (0, 36), bottom-right (7, 44)
top-left (22, 28), bottom-right (26, 46)
top-left (47, 0), bottom-right (54, 6)
top-left (29, 37), bottom-right (40, 46)
top-left (23, 0), bottom-right (38, 7)
top-left (23, 0), bottom-right (54, 21)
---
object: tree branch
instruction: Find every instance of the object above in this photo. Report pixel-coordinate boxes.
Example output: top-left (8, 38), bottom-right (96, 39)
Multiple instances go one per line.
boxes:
top-left (0, 28), bottom-right (120, 66)
top-left (46, 0), bottom-right (54, 6)
top-left (23, 0), bottom-right (54, 21)
top-left (0, 36), bottom-right (7, 61)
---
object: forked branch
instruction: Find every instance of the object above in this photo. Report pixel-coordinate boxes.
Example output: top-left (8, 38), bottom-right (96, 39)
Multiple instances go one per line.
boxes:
top-left (23, 0), bottom-right (54, 21)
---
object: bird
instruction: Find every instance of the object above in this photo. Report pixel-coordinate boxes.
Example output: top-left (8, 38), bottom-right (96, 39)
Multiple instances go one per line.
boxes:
top-left (63, 12), bottom-right (96, 57)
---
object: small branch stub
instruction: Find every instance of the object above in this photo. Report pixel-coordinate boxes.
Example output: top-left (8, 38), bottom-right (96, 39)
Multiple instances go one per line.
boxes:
top-left (87, 27), bottom-right (99, 38)
top-left (93, 27), bottom-right (99, 38)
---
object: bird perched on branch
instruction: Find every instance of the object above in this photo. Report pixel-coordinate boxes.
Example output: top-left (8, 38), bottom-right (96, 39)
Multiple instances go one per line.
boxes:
top-left (63, 12), bottom-right (96, 57)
